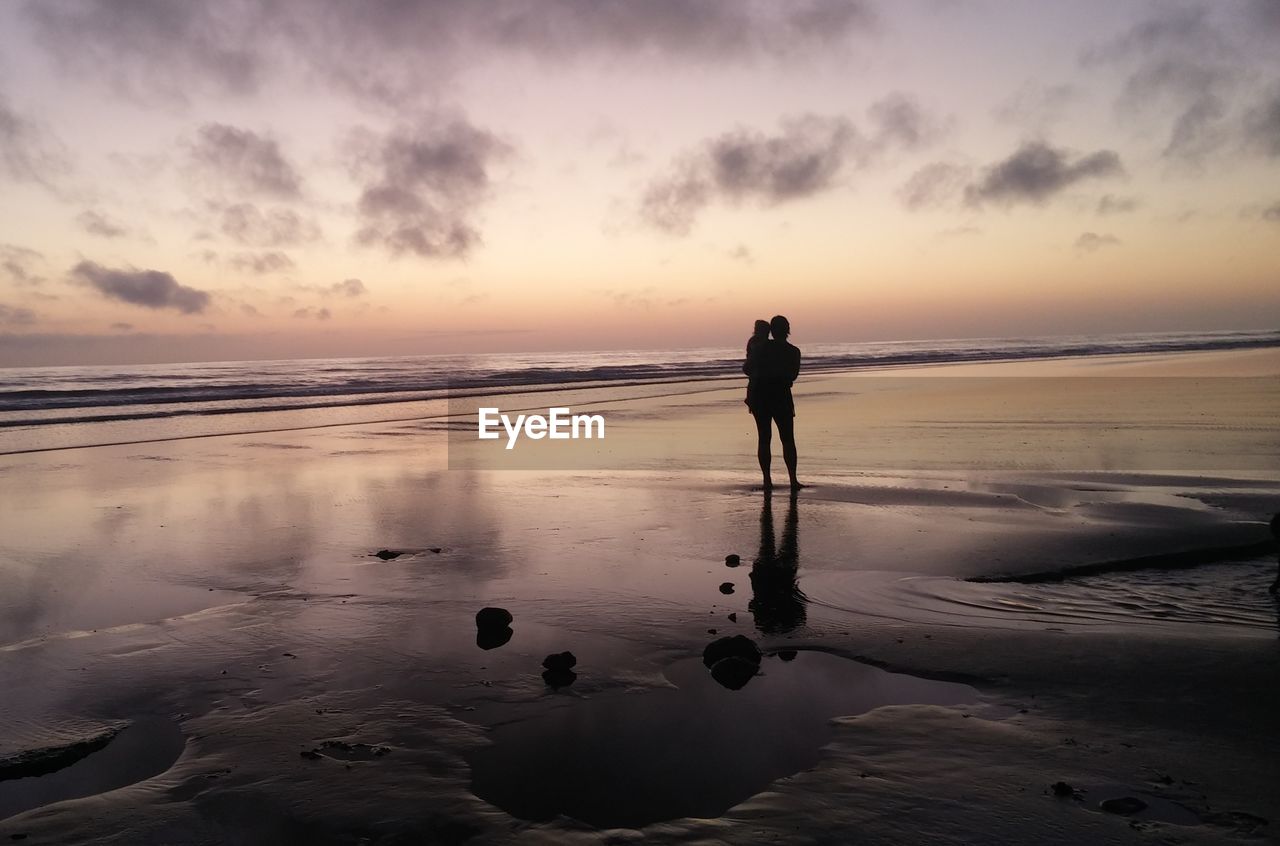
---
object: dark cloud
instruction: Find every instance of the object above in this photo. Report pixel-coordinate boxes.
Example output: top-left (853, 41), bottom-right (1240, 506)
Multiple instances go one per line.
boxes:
top-left (897, 161), bottom-right (971, 211)
top-left (72, 260), bottom-right (211, 313)
top-left (1074, 232), bottom-right (1122, 253)
top-left (1097, 194), bottom-right (1140, 215)
top-left (1262, 201), bottom-right (1280, 222)
top-left (76, 209), bottom-right (130, 238)
top-left (0, 244), bottom-right (46, 285)
top-left (643, 96), bottom-right (946, 233)
top-left (0, 303), bottom-right (38, 326)
top-left (1243, 87), bottom-right (1280, 157)
top-left (189, 124), bottom-right (302, 198)
top-left (348, 115), bottom-right (512, 259)
top-left (641, 115), bottom-right (860, 234)
top-left (217, 202), bottom-right (322, 248)
top-left (964, 142), bottom-right (1123, 208)
top-left (25, 1), bottom-right (876, 104)
top-left (227, 251), bottom-right (294, 275)
top-left (0, 94), bottom-right (72, 190)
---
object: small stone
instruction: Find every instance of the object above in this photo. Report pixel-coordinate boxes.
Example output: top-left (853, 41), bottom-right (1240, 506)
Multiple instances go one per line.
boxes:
top-left (475, 607), bottom-right (513, 629)
top-left (542, 651), bottom-right (577, 672)
top-left (725, 554), bottom-right (740, 567)
top-left (428, 547), bottom-right (443, 554)
top-left (727, 613), bottom-right (737, 622)
top-left (1100, 797), bottom-right (1147, 815)
top-left (719, 582), bottom-right (735, 594)
top-left (707, 628), bottom-right (717, 635)
top-left (1050, 781), bottom-right (1075, 797)
top-left (374, 549), bottom-right (402, 560)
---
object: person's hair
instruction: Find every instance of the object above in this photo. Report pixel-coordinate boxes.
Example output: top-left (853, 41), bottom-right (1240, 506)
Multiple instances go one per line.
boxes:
top-left (770, 315), bottom-right (790, 339)
top-left (753, 319), bottom-right (770, 336)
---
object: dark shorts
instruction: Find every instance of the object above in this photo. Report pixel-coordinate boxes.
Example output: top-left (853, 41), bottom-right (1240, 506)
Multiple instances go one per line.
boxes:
top-left (749, 387), bottom-right (794, 421)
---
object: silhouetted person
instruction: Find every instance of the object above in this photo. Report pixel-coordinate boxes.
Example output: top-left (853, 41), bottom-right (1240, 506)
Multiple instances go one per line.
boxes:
top-left (747, 315), bottom-right (802, 492)
top-left (743, 319), bottom-right (770, 410)
top-left (1269, 512), bottom-right (1279, 594)
top-left (749, 492), bottom-right (806, 634)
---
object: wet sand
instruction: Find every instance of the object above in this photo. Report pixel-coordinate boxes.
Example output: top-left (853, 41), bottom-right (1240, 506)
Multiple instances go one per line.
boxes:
top-left (1, 348), bottom-right (1278, 843)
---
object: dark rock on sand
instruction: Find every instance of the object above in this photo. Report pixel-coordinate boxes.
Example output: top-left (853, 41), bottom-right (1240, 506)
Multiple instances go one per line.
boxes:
top-left (476, 607), bottom-right (513, 629)
top-left (710, 656), bottom-right (759, 690)
top-left (476, 626), bottom-right (513, 650)
top-left (702, 635), bottom-right (762, 669)
top-left (719, 582), bottom-right (735, 594)
top-left (1100, 796), bottom-right (1148, 815)
top-left (1050, 781), bottom-right (1077, 798)
top-left (542, 668), bottom-right (577, 689)
top-left (728, 612), bottom-right (737, 622)
top-left (542, 651), bottom-right (577, 672)
top-left (374, 549), bottom-right (403, 560)
top-left (777, 650), bottom-right (797, 662)
top-left (725, 554), bottom-right (741, 567)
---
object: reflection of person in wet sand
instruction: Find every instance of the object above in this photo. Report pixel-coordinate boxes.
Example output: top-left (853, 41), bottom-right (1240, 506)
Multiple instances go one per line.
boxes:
top-left (746, 315), bottom-right (803, 492)
top-left (749, 493), bottom-right (807, 634)
top-left (1269, 512), bottom-right (1279, 594)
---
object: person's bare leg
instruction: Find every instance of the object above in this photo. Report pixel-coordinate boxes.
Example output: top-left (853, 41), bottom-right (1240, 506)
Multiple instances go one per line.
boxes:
top-left (753, 412), bottom-right (773, 490)
top-left (776, 414), bottom-right (802, 490)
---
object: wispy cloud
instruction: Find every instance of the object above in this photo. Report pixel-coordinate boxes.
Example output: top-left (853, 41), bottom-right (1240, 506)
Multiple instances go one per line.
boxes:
top-left (1074, 231), bottom-right (1122, 253)
top-left (0, 93), bottom-right (72, 191)
top-left (76, 209), bottom-right (131, 239)
top-left (0, 303), bottom-right (38, 326)
top-left (188, 123), bottom-right (303, 199)
top-left (25, 1), bottom-right (877, 104)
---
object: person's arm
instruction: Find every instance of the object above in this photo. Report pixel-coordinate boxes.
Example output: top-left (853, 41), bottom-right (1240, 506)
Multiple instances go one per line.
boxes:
top-left (743, 341), bottom-right (758, 376)
top-left (787, 347), bottom-right (801, 384)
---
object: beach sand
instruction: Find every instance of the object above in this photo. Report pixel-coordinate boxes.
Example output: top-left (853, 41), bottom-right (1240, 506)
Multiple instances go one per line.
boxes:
top-left (1, 348), bottom-right (1278, 843)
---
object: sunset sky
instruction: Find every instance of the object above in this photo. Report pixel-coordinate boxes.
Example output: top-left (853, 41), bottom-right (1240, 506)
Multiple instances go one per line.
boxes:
top-left (1, 0), bottom-right (1278, 366)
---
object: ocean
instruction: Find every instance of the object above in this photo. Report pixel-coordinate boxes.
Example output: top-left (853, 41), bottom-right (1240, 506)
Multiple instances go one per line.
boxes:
top-left (1, 329), bottom-right (1277, 452)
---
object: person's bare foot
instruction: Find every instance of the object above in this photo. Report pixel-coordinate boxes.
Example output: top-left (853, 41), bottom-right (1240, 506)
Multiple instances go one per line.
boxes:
top-left (789, 480), bottom-right (806, 492)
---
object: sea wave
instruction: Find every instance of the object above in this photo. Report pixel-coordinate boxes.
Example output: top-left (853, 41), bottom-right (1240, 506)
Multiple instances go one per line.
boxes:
top-left (1, 329), bottom-right (1276, 429)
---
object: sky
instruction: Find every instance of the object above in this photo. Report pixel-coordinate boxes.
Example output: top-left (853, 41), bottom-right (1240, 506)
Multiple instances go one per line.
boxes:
top-left (1, 0), bottom-right (1278, 366)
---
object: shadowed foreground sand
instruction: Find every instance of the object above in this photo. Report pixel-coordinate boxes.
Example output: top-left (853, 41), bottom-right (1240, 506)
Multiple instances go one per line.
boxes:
top-left (1, 349), bottom-right (1278, 843)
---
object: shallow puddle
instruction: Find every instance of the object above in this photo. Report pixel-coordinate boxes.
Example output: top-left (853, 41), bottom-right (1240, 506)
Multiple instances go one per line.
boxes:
top-left (0, 717), bottom-right (185, 820)
top-left (467, 649), bottom-right (978, 828)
